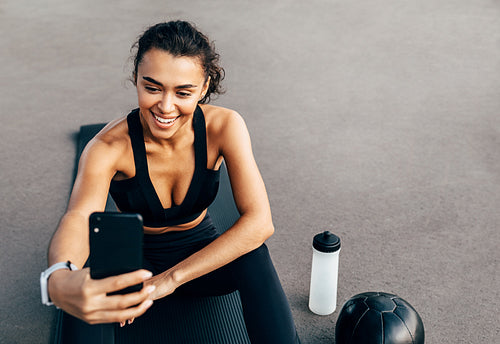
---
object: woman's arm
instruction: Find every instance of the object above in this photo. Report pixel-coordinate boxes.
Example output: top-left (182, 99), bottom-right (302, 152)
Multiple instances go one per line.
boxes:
top-left (47, 132), bottom-right (155, 324)
top-left (146, 109), bottom-right (274, 299)
top-left (48, 139), bottom-right (112, 268)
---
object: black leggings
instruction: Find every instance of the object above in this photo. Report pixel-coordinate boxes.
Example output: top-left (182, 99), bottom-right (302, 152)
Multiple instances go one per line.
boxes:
top-left (59, 214), bottom-right (297, 343)
top-left (141, 213), bottom-right (297, 343)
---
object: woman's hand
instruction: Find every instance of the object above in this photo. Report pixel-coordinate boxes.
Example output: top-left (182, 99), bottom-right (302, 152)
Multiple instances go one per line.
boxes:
top-left (119, 271), bottom-right (179, 327)
top-left (48, 267), bottom-right (156, 325)
top-left (143, 269), bottom-right (180, 301)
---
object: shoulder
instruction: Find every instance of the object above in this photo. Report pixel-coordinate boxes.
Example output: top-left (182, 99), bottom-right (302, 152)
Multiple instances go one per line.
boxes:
top-left (79, 116), bottom-right (131, 171)
top-left (199, 104), bottom-right (252, 158)
top-left (200, 104), bottom-right (247, 137)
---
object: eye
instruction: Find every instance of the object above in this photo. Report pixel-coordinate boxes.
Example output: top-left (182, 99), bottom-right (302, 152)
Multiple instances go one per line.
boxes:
top-left (144, 86), bottom-right (160, 93)
top-left (177, 91), bottom-right (192, 97)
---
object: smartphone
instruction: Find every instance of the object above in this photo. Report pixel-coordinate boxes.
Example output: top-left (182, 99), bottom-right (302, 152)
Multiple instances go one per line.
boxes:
top-left (89, 212), bottom-right (144, 295)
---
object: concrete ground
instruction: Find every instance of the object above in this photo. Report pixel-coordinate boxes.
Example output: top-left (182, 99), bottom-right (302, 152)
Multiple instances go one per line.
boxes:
top-left (1, 0), bottom-right (499, 343)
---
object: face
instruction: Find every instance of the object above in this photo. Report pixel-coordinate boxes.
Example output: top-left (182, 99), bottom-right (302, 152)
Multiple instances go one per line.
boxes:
top-left (135, 48), bottom-right (209, 140)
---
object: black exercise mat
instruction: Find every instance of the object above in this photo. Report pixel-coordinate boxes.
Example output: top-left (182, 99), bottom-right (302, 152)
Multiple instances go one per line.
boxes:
top-left (53, 123), bottom-right (250, 343)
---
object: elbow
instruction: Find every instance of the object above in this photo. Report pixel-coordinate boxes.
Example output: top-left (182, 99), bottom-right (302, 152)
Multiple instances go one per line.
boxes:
top-left (240, 211), bottom-right (274, 245)
top-left (259, 218), bottom-right (275, 243)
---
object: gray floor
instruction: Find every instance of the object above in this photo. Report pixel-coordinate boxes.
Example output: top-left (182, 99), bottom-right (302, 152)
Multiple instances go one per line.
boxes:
top-left (1, 0), bottom-right (499, 343)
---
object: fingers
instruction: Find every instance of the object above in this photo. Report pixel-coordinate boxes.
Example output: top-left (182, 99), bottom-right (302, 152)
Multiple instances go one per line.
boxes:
top-left (87, 297), bottom-right (154, 325)
top-left (92, 272), bottom-right (155, 324)
top-left (92, 269), bottom-right (153, 294)
top-left (103, 284), bottom-right (156, 310)
top-left (120, 317), bottom-right (135, 327)
top-left (79, 270), bottom-right (155, 324)
top-left (49, 268), bottom-right (157, 325)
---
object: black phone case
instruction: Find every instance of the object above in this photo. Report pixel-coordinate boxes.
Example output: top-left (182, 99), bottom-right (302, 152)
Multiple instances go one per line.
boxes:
top-left (89, 212), bottom-right (144, 295)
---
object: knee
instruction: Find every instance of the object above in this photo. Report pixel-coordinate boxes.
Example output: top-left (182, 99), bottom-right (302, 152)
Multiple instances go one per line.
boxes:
top-left (240, 243), bottom-right (270, 263)
top-left (232, 243), bottom-right (278, 278)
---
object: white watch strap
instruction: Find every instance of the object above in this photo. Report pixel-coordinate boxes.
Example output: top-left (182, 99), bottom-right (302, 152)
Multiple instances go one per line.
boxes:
top-left (40, 261), bottom-right (78, 306)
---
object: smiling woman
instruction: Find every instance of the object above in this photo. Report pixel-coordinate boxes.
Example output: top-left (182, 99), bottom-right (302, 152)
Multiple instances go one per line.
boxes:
top-left (42, 21), bottom-right (299, 343)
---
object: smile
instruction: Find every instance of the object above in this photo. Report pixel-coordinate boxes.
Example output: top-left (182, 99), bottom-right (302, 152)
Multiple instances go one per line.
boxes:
top-left (152, 112), bottom-right (178, 125)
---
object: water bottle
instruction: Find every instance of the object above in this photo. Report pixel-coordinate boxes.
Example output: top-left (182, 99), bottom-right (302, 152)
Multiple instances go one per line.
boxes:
top-left (309, 231), bottom-right (341, 315)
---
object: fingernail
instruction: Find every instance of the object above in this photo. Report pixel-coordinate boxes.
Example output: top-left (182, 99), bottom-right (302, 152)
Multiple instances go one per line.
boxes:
top-left (120, 322), bottom-right (125, 327)
top-left (146, 285), bottom-right (156, 294)
top-left (144, 299), bottom-right (153, 308)
top-left (142, 271), bottom-right (153, 279)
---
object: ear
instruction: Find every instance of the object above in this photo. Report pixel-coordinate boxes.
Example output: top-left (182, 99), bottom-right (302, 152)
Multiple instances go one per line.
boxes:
top-left (201, 76), bottom-right (211, 99)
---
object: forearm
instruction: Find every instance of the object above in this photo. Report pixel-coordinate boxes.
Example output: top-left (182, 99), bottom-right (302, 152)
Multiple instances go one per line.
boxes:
top-left (48, 210), bottom-right (90, 268)
top-left (151, 214), bottom-right (274, 297)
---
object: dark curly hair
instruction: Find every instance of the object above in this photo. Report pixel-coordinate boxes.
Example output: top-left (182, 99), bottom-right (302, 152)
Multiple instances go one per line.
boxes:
top-left (131, 21), bottom-right (225, 104)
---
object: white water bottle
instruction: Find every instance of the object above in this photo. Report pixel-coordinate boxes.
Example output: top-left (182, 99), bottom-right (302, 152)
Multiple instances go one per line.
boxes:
top-left (308, 231), bottom-right (341, 315)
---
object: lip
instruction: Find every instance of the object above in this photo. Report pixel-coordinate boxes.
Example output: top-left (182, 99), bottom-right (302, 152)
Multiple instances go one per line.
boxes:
top-left (150, 110), bottom-right (179, 128)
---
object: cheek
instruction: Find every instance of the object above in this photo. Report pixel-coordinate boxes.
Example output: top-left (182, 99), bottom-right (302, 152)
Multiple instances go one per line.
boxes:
top-left (170, 96), bottom-right (200, 114)
top-left (180, 98), bottom-right (200, 110)
top-left (137, 91), bottom-right (156, 108)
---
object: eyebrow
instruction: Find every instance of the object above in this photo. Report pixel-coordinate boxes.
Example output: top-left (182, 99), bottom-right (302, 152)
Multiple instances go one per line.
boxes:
top-left (142, 76), bottom-right (197, 89)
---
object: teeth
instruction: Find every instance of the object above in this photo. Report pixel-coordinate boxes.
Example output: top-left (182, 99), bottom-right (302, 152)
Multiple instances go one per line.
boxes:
top-left (154, 113), bottom-right (176, 124)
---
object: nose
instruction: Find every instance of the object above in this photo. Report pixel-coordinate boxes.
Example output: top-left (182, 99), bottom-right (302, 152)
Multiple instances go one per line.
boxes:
top-left (158, 92), bottom-right (175, 114)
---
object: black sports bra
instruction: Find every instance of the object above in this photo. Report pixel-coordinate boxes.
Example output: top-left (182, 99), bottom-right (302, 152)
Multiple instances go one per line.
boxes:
top-left (109, 106), bottom-right (220, 227)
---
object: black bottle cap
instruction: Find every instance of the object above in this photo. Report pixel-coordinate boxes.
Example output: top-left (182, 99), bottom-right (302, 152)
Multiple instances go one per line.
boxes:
top-left (313, 231), bottom-right (341, 253)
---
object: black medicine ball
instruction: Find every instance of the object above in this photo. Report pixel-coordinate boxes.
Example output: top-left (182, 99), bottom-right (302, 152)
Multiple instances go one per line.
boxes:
top-left (335, 292), bottom-right (424, 344)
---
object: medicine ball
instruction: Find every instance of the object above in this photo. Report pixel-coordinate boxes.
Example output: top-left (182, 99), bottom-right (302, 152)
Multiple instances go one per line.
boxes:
top-left (335, 292), bottom-right (424, 344)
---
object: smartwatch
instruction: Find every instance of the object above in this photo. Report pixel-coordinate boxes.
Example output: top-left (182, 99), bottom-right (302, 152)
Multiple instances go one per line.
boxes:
top-left (40, 261), bottom-right (78, 306)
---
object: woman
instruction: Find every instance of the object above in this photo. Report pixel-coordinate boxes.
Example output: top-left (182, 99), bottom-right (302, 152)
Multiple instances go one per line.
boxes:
top-left (44, 21), bottom-right (298, 343)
